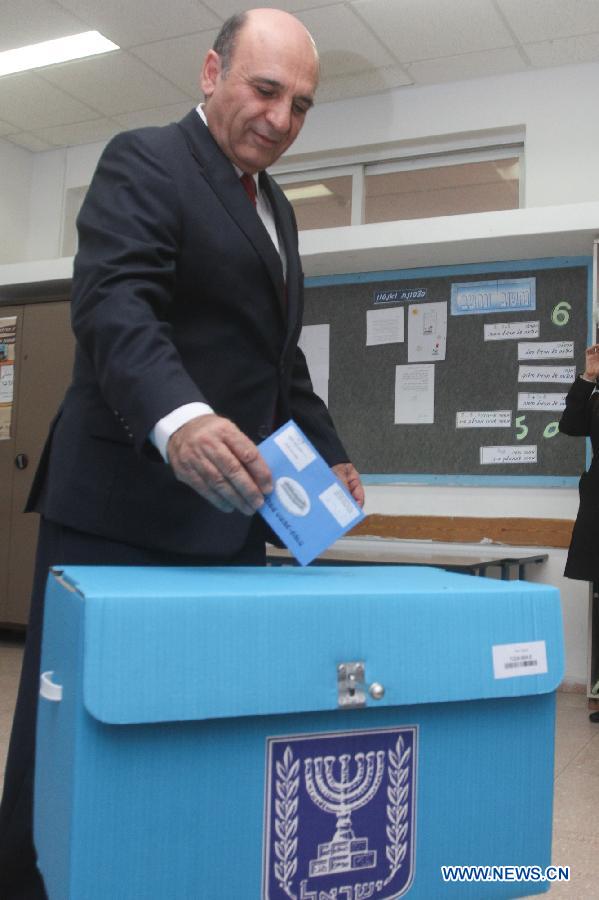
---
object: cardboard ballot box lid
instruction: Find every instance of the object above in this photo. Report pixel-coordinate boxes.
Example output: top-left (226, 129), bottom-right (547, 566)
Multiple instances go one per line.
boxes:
top-left (46, 565), bottom-right (564, 726)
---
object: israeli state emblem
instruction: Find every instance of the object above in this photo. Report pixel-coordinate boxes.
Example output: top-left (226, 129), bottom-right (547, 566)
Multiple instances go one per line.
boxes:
top-left (263, 726), bottom-right (417, 900)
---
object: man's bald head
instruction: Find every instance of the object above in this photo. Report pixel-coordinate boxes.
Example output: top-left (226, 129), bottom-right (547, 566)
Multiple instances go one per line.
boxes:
top-left (201, 8), bottom-right (320, 173)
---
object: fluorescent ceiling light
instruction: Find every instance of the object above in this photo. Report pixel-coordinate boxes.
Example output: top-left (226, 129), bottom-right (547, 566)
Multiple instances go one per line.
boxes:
top-left (0, 31), bottom-right (119, 77)
top-left (283, 184), bottom-right (333, 201)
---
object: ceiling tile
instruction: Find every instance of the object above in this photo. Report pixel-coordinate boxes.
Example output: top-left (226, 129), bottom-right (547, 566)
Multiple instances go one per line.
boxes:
top-left (407, 46), bottom-right (528, 85)
top-left (351, 0), bottom-right (514, 62)
top-left (202, 0), bottom-right (341, 18)
top-left (297, 4), bottom-right (395, 77)
top-left (0, 119), bottom-right (18, 136)
top-left (130, 31), bottom-right (218, 98)
top-left (0, 71), bottom-right (100, 130)
top-left (112, 102), bottom-right (196, 131)
top-left (38, 51), bottom-right (192, 116)
top-left (525, 33), bottom-right (599, 69)
top-left (0, 0), bottom-right (90, 53)
top-left (316, 65), bottom-right (413, 104)
top-left (497, 0), bottom-right (599, 43)
top-left (32, 117), bottom-right (123, 147)
top-left (2, 131), bottom-right (57, 151)
top-left (53, 0), bottom-right (221, 49)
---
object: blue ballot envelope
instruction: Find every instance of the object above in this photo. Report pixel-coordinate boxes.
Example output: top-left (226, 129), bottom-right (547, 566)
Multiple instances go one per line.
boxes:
top-left (258, 421), bottom-right (365, 565)
top-left (35, 565), bottom-right (563, 899)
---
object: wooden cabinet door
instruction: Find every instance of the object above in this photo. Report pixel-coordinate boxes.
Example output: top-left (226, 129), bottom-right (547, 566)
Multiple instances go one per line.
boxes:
top-left (0, 300), bottom-right (74, 626)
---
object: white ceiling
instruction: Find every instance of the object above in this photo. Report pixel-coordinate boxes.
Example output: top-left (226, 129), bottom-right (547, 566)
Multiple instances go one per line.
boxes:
top-left (2, 0), bottom-right (599, 152)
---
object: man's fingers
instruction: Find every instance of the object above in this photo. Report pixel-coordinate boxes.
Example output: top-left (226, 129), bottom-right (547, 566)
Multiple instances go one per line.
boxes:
top-left (220, 429), bottom-right (273, 496)
top-left (332, 462), bottom-right (365, 508)
top-left (168, 414), bottom-right (272, 514)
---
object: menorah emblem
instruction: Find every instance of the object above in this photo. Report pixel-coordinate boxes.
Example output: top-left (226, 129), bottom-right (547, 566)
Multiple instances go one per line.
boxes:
top-left (304, 751), bottom-right (385, 877)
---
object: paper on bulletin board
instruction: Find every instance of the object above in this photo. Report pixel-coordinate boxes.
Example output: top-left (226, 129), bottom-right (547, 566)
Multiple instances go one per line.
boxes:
top-left (518, 341), bottom-right (574, 361)
top-left (298, 323), bottom-right (330, 406)
top-left (456, 410), bottom-right (512, 429)
top-left (0, 316), bottom-right (17, 440)
top-left (518, 392), bottom-right (567, 412)
top-left (366, 306), bottom-right (404, 346)
top-left (518, 365), bottom-right (575, 384)
top-left (480, 445), bottom-right (538, 465)
top-left (408, 301), bottom-right (447, 362)
top-left (484, 321), bottom-right (540, 341)
top-left (395, 364), bottom-right (434, 424)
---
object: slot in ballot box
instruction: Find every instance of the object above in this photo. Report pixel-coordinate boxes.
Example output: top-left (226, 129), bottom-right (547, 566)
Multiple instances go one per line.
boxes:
top-left (35, 565), bottom-right (564, 900)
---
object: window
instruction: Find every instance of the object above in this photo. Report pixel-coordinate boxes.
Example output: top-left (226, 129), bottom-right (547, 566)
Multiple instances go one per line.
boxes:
top-left (277, 173), bottom-right (355, 231)
top-left (275, 144), bottom-right (522, 230)
top-left (364, 154), bottom-right (520, 223)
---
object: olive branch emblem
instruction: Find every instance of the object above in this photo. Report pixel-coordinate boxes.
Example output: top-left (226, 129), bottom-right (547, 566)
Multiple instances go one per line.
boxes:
top-left (274, 746), bottom-right (299, 900)
top-left (384, 735), bottom-right (411, 887)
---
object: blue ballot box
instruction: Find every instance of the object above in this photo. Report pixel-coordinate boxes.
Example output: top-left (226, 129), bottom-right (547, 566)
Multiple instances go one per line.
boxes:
top-left (35, 566), bottom-right (564, 900)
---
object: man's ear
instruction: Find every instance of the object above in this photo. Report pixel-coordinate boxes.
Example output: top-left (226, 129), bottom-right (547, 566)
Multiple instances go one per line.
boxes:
top-left (201, 49), bottom-right (221, 98)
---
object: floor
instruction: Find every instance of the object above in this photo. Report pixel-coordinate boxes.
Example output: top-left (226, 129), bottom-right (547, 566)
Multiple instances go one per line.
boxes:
top-left (1, 634), bottom-right (598, 898)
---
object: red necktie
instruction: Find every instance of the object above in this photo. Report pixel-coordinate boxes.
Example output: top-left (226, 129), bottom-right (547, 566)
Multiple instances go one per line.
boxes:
top-left (240, 172), bottom-right (257, 207)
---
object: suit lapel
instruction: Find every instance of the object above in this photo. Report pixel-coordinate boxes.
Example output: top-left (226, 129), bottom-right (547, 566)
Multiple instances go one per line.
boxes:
top-left (177, 111), bottom-right (286, 310)
top-left (260, 172), bottom-right (301, 333)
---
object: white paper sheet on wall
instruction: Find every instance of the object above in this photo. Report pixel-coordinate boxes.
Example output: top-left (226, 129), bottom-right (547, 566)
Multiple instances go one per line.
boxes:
top-left (298, 323), bottom-right (330, 406)
top-left (456, 410), bottom-right (512, 428)
top-left (518, 365), bottom-right (575, 383)
top-left (484, 321), bottom-right (540, 341)
top-left (407, 301), bottom-right (447, 362)
top-left (517, 341), bottom-right (574, 361)
top-left (366, 306), bottom-right (404, 346)
top-left (480, 445), bottom-right (538, 465)
top-left (395, 364), bottom-right (435, 424)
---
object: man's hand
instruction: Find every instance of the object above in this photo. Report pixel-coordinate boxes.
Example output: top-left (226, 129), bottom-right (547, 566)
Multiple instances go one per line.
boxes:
top-left (583, 343), bottom-right (599, 381)
top-left (167, 414), bottom-right (273, 514)
top-left (332, 462), bottom-right (365, 508)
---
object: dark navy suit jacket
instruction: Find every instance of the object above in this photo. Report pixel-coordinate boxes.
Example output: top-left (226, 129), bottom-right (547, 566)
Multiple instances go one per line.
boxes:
top-left (29, 110), bottom-right (348, 557)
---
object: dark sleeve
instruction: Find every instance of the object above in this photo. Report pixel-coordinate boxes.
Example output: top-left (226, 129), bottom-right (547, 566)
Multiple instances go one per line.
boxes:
top-left (287, 343), bottom-right (350, 467)
top-left (558, 376), bottom-right (597, 437)
top-left (70, 129), bottom-right (206, 451)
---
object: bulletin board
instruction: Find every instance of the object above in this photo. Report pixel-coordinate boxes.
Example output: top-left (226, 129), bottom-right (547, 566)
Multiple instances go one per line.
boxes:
top-left (301, 257), bottom-right (592, 485)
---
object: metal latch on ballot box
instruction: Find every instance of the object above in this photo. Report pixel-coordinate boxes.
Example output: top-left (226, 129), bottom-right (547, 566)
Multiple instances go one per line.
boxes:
top-left (337, 662), bottom-right (385, 708)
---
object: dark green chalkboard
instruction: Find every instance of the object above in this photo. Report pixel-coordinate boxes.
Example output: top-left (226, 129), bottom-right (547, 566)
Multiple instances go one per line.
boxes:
top-left (303, 259), bottom-right (591, 484)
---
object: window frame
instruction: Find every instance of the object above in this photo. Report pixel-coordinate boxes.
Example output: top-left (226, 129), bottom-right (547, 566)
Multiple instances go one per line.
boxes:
top-left (273, 141), bottom-right (524, 227)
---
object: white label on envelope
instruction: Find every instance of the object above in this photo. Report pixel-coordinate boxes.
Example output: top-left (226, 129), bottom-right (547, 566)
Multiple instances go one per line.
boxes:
top-left (319, 483), bottom-right (361, 528)
top-left (275, 477), bottom-right (311, 517)
top-left (274, 425), bottom-right (317, 471)
top-left (492, 640), bottom-right (548, 679)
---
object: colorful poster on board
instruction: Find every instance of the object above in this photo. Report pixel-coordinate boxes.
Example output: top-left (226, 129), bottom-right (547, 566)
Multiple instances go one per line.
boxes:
top-left (0, 316), bottom-right (17, 440)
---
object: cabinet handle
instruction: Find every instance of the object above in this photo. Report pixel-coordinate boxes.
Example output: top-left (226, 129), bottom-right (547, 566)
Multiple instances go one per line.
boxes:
top-left (15, 453), bottom-right (28, 470)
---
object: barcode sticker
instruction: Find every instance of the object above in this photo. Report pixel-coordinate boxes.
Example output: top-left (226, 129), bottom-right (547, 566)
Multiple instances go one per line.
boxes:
top-left (492, 640), bottom-right (548, 679)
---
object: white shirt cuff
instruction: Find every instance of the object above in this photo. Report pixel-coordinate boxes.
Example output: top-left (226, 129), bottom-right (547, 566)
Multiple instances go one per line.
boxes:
top-left (150, 402), bottom-right (214, 462)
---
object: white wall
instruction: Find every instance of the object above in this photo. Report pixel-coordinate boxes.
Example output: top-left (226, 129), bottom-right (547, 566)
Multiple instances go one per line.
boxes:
top-left (1, 59), bottom-right (597, 685)
top-left (0, 139), bottom-right (33, 264)
top-left (26, 148), bottom-right (66, 261)
top-left (291, 61), bottom-right (599, 209)
top-left (14, 59), bottom-right (599, 258)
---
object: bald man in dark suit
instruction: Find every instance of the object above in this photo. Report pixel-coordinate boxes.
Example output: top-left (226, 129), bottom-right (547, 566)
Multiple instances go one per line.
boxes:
top-left (0, 9), bottom-right (363, 897)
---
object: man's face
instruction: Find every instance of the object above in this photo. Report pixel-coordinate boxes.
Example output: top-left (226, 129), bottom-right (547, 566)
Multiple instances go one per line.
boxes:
top-left (201, 14), bottom-right (319, 174)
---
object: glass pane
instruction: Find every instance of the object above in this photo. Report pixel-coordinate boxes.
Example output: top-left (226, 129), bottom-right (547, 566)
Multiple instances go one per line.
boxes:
top-left (278, 175), bottom-right (352, 230)
top-left (364, 157), bottom-right (519, 224)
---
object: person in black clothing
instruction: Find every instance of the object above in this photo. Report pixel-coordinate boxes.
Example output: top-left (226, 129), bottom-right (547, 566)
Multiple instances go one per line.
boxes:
top-left (559, 342), bottom-right (599, 723)
top-left (0, 9), bottom-right (364, 897)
